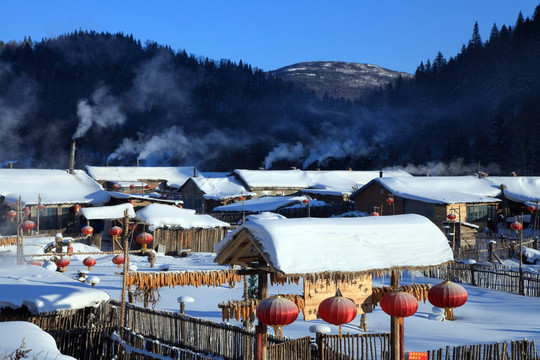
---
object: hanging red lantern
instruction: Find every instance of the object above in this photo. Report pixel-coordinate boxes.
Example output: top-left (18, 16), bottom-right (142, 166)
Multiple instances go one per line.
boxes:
top-left (109, 226), bottom-right (122, 241)
top-left (112, 254), bottom-right (124, 268)
top-left (428, 280), bottom-right (467, 320)
top-left (386, 197), bottom-right (394, 205)
top-left (112, 183), bottom-right (120, 190)
top-left (20, 220), bottom-right (35, 234)
top-left (302, 199), bottom-right (309, 205)
top-left (256, 296), bottom-right (299, 337)
top-left (177, 204), bottom-right (183, 209)
top-left (370, 212), bottom-right (380, 216)
top-left (238, 196), bottom-right (245, 201)
top-left (83, 257), bottom-right (97, 271)
top-left (129, 184), bottom-right (136, 189)
top-left (38, 204), bottom-right (46, 212)
top-left (317, 291), bottom-right (357, 336)
top-left (528, 205), bottom-right (537, 213)
top-left (73, 204), bottom-right (81, 213)
top-left (510, 221), bottom-right (523, 232)
top-left (67, 245), bottom-right (74, 256)
top-left (145, 184), bottom-right (152, 190)
top-left (55, 257), bottom-right (70, 272)
top-left (380, 291), bottom-right (418, 319)
top-left (28, 260), bottom-right (42, 266)
top-left (24, 207), bottom-right (30, 216)
top-left (81, 225), bottom-right (94, 236)
top-left (447, 213), bottom-right (457, 221)
top-left (6, 209), bottom-right (16, 222)
top-left (136, 232), bottom-right (154, 251)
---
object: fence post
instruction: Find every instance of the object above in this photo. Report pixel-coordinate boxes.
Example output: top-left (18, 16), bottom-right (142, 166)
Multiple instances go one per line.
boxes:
top-left (470, 263), bottom-right (476, 287)
top-left (488, 241), bottom-right (494, 264)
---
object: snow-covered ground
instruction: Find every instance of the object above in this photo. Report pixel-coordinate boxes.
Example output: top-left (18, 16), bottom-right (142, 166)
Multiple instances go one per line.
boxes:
top-left (1, 235), bottom-right (539, 358)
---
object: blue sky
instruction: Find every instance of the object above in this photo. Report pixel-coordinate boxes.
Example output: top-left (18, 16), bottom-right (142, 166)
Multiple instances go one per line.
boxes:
top-left (1, 1), bottom-right (537, 74)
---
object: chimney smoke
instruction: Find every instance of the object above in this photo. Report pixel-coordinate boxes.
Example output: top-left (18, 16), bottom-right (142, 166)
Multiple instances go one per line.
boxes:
top-left (69, 140), bottom-right (76, 174)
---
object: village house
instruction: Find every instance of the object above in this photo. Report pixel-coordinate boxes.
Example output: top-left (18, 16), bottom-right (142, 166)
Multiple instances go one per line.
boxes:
top-left (350, 176), bottom-right (501, 243)
top-left (0, 169), bottom-right (110, 236)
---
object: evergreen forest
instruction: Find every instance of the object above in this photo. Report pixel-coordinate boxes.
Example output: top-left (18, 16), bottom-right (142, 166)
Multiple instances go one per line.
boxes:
top-left (0, 5), bottom-right (539, 175)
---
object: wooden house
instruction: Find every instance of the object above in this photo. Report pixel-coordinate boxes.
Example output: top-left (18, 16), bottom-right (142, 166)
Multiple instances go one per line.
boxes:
top-left (85, 165), bottom-right (198, 196)
top-left (134, 203), bottom-right (231, 254)
top-left (350, 176), bottom-right (501, 234)
top-left (0, 169), bottom-right (110, 236)
top-left (178, 175), bottom-right (255, 213)
top-left (79, 203), bottom-right (136, 249)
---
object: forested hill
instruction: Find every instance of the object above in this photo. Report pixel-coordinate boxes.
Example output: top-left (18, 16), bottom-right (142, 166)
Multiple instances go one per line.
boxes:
top-left (0, 4), bottom-right (539, 175)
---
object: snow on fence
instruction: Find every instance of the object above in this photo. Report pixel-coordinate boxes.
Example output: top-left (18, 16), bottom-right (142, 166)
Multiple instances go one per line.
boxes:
top-left (428, 339), bottom-right (538, 360)
top-left (425, 262), bottom-right (540, 297)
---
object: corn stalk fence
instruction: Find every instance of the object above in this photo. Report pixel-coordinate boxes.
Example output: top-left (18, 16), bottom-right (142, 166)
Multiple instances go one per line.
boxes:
top-left (428, 339), bottom-right (538, 360)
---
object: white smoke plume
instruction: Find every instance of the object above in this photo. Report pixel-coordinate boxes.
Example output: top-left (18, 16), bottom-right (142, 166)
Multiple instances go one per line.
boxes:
top-left (264, 142), bottom-right (305, 169)
top-left (73, 86), bottom-right (126, 139)
top-left (302, 139), bottom-right (370, 169)
top-left (392, 159), bottom-right (502, 176)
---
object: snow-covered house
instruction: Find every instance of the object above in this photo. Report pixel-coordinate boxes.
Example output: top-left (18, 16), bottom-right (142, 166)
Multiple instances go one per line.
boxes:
top-left (484, 176), bottom-right (540, 222)
top-left (178, 175), bottom-right (256, 213)
top-left (0, 169), bottom-right (110, 235)
top-left (350, 176), bottom-right (501, 234)
top-left (215, 214), bottom-right (453, 320)
top-left (79, 203), bottom-right (136, 249)
top-left (232, 169), bottom-right (311, 197)
top-left (134, 204), bottom-right (230, 254)
top-left (85, 165), bottom-right (197, 196)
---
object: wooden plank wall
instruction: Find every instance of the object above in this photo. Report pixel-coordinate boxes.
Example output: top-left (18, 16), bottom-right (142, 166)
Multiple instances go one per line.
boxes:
top-left (153, 227), bottom-right (229, 254)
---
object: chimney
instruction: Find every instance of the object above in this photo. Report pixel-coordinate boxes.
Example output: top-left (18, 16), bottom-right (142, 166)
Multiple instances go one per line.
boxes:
top-left (193, 168), bottom-right (197, 177)
top-left (348, 167), bottom-right (352, 171)
top-left (8, 162), bottom-right (12, 169)
top-left (259, 167), bottom-right (265, 171)
top-left (69, 140), bottom-right (76, 174)
top-left (136, 159), bottom-right (140, 167)
top-left (379, 170), bottom-right (383, 177)
top-left (291, 166), bottom-right (297, 170)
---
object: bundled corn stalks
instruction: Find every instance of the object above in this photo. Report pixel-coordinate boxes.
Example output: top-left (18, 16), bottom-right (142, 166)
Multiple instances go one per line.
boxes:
top-left (125, 270), bottom-right (243, 291)
top-left (219, 294), bottom-right (305, 323)
top-left (371, 283), bottom-right (432, 307)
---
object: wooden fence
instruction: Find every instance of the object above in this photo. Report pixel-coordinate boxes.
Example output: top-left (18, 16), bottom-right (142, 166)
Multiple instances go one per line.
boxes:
top-left (268, 336), bottom-right (313, 360)
top-left (425, 262), bottom-right (540, 297)
top-left (453, 234), bottom-right (537, 263)
top-left (428, 339), bottom-right (538, 360)
top-left (152, 227), bottom-right (229, 254)
top-left (319, 333), bottom-right (390, 360)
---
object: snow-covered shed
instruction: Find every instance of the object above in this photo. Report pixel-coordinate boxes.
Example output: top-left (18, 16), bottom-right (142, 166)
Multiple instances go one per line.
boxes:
top-left (350, 176), bottom-right (501, 231)
top-left (134, 204), bottom-right (230, 254)
top-left (215, 214), bottom-right (453, 319)
top-left (80, 203), bottom-right (136, 249)
top-left (484, 176), bottom-right (540, 221)
top-left (0, 169), bottom-right (110, 235)
top-left (178, 175), bottom-right (256, 213)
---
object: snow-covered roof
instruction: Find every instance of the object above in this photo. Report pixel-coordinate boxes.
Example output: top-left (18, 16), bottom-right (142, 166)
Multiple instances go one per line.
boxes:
top-left (188, 176), bottom-right (256, 200)
top-left (108, 191), bottom-right (183, 205)
top-left (135, 203), bottom-right (230, 231)
top-left (215, 214), bottom-right (453, 275)
top-left (359, 176), bottom-right (501, 204)
top-left (85, 166), bottom-right (197, 188)
top-left (80, 203), bottom-right (136, 220)
top-left (245, 212), bottom-right (287, 221)
top-left (213, 195), bottom-right (317, 213)
top-left (0, 169), bottom-right (110, 206)
top-left (233, 168), bottom-right (412, 191)
top-left (485, 176), bottom-right (540, 203)
top-left (0, 265), bottom-right (110, 314)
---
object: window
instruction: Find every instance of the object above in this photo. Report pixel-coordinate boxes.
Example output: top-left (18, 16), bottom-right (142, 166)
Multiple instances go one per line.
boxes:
top-left (466, 205), bottom-right (488, 223)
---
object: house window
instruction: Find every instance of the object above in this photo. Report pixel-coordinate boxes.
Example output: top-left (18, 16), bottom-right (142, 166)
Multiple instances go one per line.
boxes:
top-left (466, 205), bottom-right (488, 223)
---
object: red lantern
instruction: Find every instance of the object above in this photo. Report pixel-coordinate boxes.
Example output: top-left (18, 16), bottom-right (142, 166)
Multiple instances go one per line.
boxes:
top-left (256, 296), bottom-right (299, 337)
top-left (177, 204), bottom-right (183, 209)
top-left (447, 213), bottom-right (457, 221)
top-left (109, 226), bottom-right (122, 241)
top-left (24, 207), bottom-right (30, 216)
top-left (113, 183), bottom-right (120, 190)
top-left (428, 280), bottom-right (467, 320)
top-left (380, 291), bottom-right (418, 319)
top-left (112, 254), bottom-right (124, 268)
top-left (386, 197), bottom-right (394, 205)
top-left (136, 232), bottom-right (154, 251)
top-left (81, 225), bottom-right (94, 236)
top-left (528, 205), bottom-right (537, 213)
top-left (83, 256), bottom-right (97, 271)
top-left (56, 257), bottom-right (70, 272)
top-left (67, 245), bottom-right (74, 256)
top-left (129, 184), bottom-right (136, 189)
top-left (318, 292), bottom-right (357, 336)
top-left (73, 204), bottom-right (81, 213)
top-left (303, 199), bottom-right (309, 205)
top-left (6, 210), bottom-right (16, 222)
top-left (510, 221), bottom-right (523, 232)
top-left (238, 196), bottom-right (245, 201)
top-left (370, 212), bottom-right (380, 216)
top-left (20, 220), bottom-right (35, 234)
top-left (145, 184), bottom-right (152, 189)
top-left (28, 260), bottom-right (42, 266)
top-left (38, 204), bottom-right (45, 212)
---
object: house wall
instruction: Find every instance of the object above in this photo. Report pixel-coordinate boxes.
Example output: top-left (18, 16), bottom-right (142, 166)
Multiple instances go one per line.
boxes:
top-left (180, 180), bottom-right (206, 213)
top-left (352, 182), bottom-right (404, 215)
top-left (150, 227), bottom-right (230, 254)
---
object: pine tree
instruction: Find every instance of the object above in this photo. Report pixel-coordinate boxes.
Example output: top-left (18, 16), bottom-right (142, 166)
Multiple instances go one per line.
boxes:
top-left (488, 23), bottom-right (499, 44)
top-left (468, 21), bottom-right (483, 50)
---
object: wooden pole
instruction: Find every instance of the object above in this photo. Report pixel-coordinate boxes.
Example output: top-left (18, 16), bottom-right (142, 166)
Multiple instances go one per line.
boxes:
top-left (37, 194), bottom-right (41, 234)
top-left (391, 271), bottom-right (400, 360)
top-left (519, 213), bottom-right (524, 296)
top-left (17, 197), bottom-right (23, 265)
top-left (120, 209), bottom-right (130, 328)
top-left (255, 267), bottom-right (268, 360)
